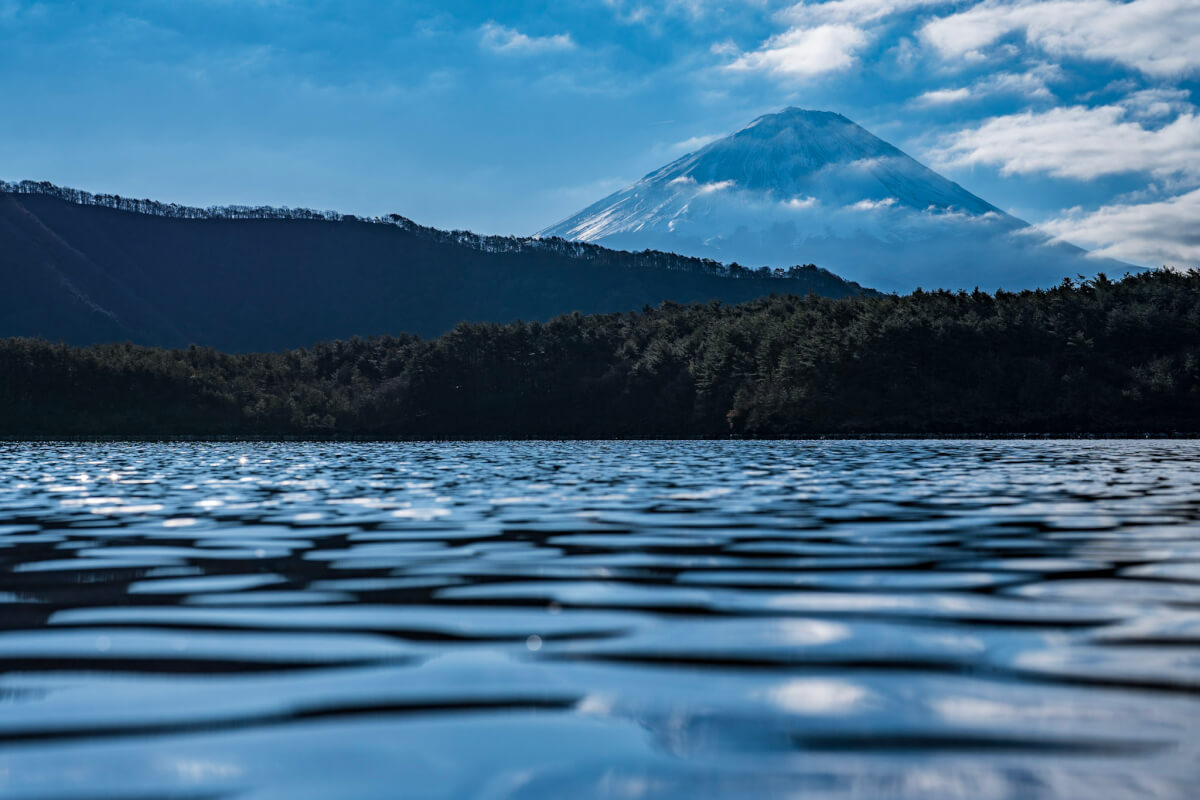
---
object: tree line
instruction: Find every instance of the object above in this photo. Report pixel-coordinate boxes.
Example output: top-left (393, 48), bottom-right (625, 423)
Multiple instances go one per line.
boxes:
top-left (2, 180), bottom-right (853, 284)
top-left (0, 270), bottom-right (1196, 437)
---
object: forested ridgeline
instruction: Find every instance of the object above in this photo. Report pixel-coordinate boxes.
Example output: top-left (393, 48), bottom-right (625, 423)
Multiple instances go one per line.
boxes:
top-left (1, 270), bottom-right (1197, 437)
top-left (0, 179), bottom-right (851, 282)
top-left (0, 182), bottom-right (867, 352)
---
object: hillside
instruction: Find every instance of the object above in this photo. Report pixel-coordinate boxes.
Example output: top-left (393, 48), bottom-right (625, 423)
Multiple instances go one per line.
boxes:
top-left (0, 180), bottom-right (867, 352)
top-left (1, 270), bottom-right (1194, 437)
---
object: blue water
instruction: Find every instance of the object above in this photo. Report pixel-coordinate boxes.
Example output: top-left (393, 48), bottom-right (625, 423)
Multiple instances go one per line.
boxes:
top-left (1, 440), bottom-right (1198, 799)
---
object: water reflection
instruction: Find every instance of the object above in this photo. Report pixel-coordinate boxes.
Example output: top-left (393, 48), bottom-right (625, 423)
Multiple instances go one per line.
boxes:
top-left (763, 679), bottom-right (870, 714)
top-left (0, 440), bottom-right (1198, 798)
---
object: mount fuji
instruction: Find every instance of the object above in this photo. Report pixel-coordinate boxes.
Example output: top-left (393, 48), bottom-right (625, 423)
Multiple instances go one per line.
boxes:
top-left (538, 108), bottom-right (1127, 292)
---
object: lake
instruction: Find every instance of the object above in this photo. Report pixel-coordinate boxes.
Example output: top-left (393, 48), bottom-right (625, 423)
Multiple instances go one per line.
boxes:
top-left (1, 440), bottom-right (1198, 799)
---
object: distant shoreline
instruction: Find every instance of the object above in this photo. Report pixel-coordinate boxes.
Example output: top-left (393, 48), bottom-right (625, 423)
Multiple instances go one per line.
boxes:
top-left (3, 433), bottom-right (1196, 443)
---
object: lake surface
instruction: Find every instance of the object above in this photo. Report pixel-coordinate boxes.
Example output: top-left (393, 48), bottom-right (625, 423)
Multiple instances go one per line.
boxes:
top-left (1, 440), bottom-right (1198, 799)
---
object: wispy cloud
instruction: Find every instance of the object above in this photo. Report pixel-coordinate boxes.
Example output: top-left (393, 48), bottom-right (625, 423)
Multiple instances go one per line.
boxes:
top-left (696, 178), bottom-right (736, 194)
top-left (848, 196), bottom-right (898, 210)
top-left (933, 104), bottom-right (1200, 180)
top-left (479, 22), bottom-right (576, 55)
top-left (1120, 88), bottom-right (1194, 120)
top-left (783, 195), bottom-right (817, 209)
top-left (973, 65), bottom-right (1061, 100)
top-left (779, 0), bottom-right (953, 26)
top-left (920, 0), bottom-right (1200, 77)
top-left (725, 0), bottom-right (956, 82)
top-left (914, 64), bottom-right (1062, 106)
top-left (604, 0), bottom-right (767, 27)
top-left (667, 175), bottom-right (736, 194)
top-left (670, 133), bottom-right (721, 153)
top-left (726, 23), bottom-right (869, 78)
top-left (1041, 188), bottom-right (1200, 266)
top-left (915, 87), bottom-right (971, 105)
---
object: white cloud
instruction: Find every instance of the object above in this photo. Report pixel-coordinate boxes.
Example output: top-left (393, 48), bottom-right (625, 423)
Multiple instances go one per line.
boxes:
top-left (1120, 88), bottom-right (1193, 120)
top-left (604, 0), bottom-right (768, 27)
top-left (910, 64), bottom-right (1063, 107)
top-left (848, 196), bottom-right (898, 209)
top-left (1041, 188), bottom-right (1200, 266)
top-left (727, 23), bottom-right (869, 78)
top-left (670, 133), bottom-right (722, 153)
top-left (726, 1), bottom-right (956, 81)
top-left (479, 22), bottom-right (575, 54)
top-left (602, 0), bottom-right (652, 26)
top-left (975, 62), bottom-right (1063, 99)
top-left (934, 104), bottom-right (1200, 180)
top-left (915, 87), bottom-right (971, 105)
top-left (667, 175), bottom-right (736, 193)
top-left (779, 0), bottom-right (952, 26)
top-left (697, 178), bottom-right (736, 193)
top-left (920, 0), bottom-right (1200, 77)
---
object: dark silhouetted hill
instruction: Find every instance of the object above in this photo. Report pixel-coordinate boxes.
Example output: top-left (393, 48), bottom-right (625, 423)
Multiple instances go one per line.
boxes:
top-left (0, 180), bottom-right (869, 351)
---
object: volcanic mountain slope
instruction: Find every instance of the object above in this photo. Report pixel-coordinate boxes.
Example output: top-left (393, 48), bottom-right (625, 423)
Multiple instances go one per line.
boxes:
top-left (0, 182), bottom-right (867, 351)
top-left (539, 108), bottom-right (1128, 292)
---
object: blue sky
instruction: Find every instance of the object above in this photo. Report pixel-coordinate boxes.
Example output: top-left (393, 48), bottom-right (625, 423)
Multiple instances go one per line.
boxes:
top-left (1, 0), bottom-right (1197, 265)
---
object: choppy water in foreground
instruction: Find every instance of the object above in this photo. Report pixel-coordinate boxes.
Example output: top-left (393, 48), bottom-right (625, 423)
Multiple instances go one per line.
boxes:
top-left (1, 441), bottom-right (1198, 799)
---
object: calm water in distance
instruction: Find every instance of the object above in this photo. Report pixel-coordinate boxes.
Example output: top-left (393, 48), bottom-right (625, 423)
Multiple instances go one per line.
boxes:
top-left (1, 440), bottom-right (1199, 799)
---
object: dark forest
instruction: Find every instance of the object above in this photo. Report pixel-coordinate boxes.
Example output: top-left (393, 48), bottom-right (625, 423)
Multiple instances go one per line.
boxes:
top-left (2, 269), bottom-right (1196, 437)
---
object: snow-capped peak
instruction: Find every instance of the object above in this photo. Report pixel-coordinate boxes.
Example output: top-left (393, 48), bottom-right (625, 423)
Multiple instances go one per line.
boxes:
top-left (539, 107), bottom-right (1001, 245)
top-left (538, 108), bottom-right (1124, 292)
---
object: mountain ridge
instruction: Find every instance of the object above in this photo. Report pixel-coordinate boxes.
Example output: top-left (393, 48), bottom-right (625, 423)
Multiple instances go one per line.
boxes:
top-left (0, 179), bottom-right (869, 352)
top-left (2, 178), bottom-right (861, 282)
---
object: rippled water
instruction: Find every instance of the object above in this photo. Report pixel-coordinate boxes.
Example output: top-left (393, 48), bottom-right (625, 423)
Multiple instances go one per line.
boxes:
top-left (1, 441), bottom-right (1199, 799)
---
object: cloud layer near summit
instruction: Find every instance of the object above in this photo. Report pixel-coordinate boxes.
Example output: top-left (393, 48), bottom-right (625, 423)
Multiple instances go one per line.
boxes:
top-left (0, 0), bottom-right (1196, 266)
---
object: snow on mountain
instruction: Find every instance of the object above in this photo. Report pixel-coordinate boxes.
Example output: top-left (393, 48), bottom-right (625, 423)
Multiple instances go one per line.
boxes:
top-left (538, 108), bottom-right (1127, 292)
